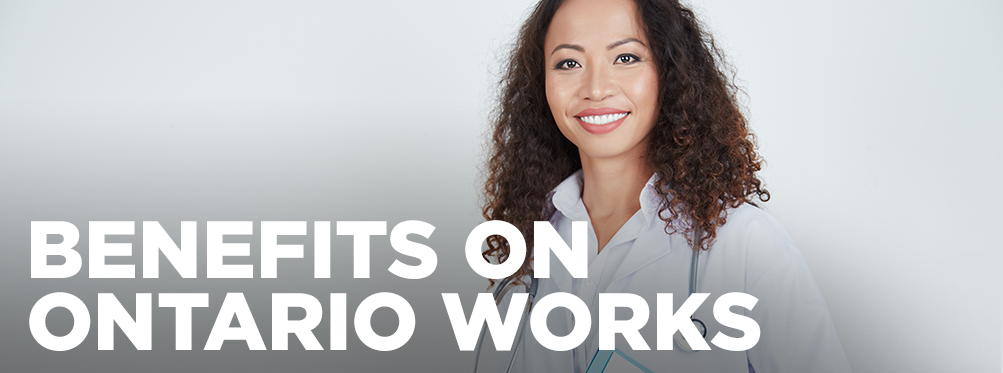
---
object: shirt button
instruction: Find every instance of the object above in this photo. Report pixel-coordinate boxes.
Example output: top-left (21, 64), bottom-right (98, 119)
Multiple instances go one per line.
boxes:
top-left (584, 280), bottom-right (596, 287)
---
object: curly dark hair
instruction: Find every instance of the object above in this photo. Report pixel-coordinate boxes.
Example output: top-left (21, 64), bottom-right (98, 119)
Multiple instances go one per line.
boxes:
top-left (482, 0), bottom-right (769, 284)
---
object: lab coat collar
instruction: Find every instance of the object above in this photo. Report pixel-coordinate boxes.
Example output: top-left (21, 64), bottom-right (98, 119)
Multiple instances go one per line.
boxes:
top-left (638, 172), bottom-right (663, 228)
top-left (550, 170), bottom-right (588, 221)
top-left (550, 170), bottom-right (663, 225)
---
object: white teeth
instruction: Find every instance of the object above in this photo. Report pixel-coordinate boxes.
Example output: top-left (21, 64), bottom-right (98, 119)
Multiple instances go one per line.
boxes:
top-left (579, 112), bottom-right (628, 125)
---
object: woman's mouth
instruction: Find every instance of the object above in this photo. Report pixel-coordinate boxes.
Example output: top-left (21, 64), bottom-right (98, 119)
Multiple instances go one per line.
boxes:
top-left (574, 108), bottom-right (630, 135)
top-left (578, 112), bottom-right (629, 125)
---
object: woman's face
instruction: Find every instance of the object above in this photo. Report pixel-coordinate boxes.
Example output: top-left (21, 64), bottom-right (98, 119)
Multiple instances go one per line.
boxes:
top-left (544, 0), bottom-right (659, 162)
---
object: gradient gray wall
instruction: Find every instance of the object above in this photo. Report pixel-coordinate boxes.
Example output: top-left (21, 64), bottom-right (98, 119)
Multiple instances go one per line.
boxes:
top-left (0, 1), bottom-right (1000, 372)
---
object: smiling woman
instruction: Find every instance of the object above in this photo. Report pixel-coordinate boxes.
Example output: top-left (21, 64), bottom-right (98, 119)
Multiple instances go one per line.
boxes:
top-left (482, 0), bottom-right (852, 371)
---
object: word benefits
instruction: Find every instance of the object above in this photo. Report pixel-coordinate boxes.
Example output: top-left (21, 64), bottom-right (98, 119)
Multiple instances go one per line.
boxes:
top-left (30, 221), bottom-right (438, 279)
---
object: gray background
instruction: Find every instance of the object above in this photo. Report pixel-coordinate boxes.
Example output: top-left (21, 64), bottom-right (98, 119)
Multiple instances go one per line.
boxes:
top-left (1, 0), bottom-right (1000, 372)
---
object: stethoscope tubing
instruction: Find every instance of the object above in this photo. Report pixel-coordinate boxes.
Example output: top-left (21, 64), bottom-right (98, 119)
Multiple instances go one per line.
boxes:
top-left (472, 277), bottom-right (539, 373)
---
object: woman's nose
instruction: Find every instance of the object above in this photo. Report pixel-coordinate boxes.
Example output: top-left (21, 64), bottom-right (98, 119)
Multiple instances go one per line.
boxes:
top-left (581, 63), bottom-right (617, 102)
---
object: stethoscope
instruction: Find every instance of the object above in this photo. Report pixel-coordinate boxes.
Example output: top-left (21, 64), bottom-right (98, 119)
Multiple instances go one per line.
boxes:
top-left (472, 229), bottom-right (707, 373)
top-left (472, 275), bottom-right (540, 373)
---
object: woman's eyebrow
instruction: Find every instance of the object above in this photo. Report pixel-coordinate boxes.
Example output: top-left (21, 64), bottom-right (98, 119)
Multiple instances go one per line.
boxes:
top-left (607, 37), bottom-right (645, 50)
top-left (551, 44), bottom-right (584, 55)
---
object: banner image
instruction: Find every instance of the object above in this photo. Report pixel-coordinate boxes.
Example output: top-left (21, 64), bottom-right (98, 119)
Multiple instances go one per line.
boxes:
top-left (1, 1), bottom-right (999, 372)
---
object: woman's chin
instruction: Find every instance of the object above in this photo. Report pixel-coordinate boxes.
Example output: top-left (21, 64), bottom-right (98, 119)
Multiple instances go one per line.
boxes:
top-left (576, 141), bottom-right (647, 163)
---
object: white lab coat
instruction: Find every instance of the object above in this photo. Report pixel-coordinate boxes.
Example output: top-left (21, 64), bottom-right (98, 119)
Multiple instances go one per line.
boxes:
top-left (498, 171), bottom-right (851, 372)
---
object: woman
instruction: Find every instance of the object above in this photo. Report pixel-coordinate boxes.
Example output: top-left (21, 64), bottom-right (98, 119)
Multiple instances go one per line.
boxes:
top-left (482, 0), bottom-right (851, 371)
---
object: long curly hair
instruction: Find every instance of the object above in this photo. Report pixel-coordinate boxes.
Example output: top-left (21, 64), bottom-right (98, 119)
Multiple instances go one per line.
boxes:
top-left (482, 0), bottom-right (769, 285)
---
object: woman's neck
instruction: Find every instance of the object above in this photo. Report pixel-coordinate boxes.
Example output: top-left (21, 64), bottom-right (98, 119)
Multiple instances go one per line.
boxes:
top-left (579, 150), bottom-right (653, 251)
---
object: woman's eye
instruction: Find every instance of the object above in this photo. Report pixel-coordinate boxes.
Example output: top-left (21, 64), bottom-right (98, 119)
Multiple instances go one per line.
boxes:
top-left (556, 60), bottom-right (580, 70)
top-left (615, 54), bottom-right (639, 64)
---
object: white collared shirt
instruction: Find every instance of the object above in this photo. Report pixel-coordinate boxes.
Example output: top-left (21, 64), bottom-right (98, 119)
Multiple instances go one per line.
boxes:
top-left (550, 170), bottom-right (661, 371)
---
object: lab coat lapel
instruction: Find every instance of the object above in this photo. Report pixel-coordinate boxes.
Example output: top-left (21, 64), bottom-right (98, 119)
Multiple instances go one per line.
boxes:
top-left (608, 227), bottom-right (673, 285)
top-left (545, 247), bottom-right (575, 294)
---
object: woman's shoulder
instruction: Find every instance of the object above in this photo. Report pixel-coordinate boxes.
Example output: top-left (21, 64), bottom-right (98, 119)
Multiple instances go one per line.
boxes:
top-left (717, 203), bottom-right (794, 248)
top-left (714, 203), bottom-right (802, 284)
top-left (715, 208), bottom-right (850, 371)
